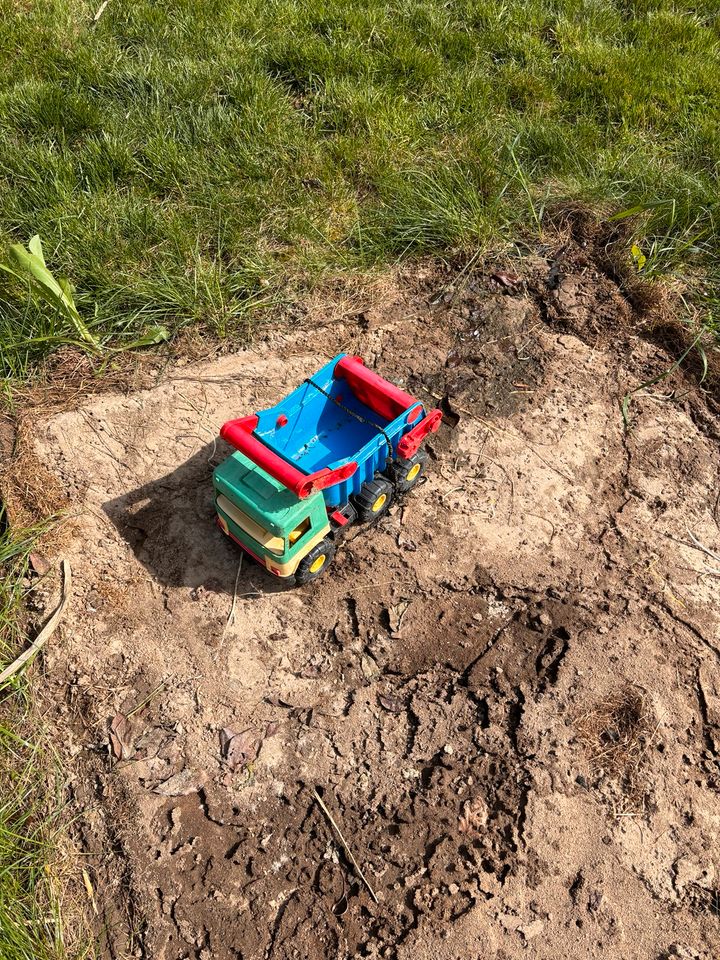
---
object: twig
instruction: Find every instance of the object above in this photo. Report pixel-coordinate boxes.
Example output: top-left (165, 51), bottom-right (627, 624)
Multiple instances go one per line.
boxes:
top-left (312, 787), bottom-right (379, 904)
top-left (685, 528), bottom-right (720, 565)
top-left (525, 511), bottom-right (557, 542)
top-left (81, 868), bottom-right (98, 915)
top-left (226, 556), bottom-right (243, 628)
top-left (0, 559), bottom-right (71, 685)
top-left (127, 677), bottom-right (169, 719)
top-left (476, 453), bottom-right (515, 520)
top-left (93, 0), bottom-right (109, 22)
top-left (351, 580), bottom-right (413, 591)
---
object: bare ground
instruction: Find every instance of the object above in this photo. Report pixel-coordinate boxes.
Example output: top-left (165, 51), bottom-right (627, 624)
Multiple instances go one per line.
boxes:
top-left (17, 236), bottom-right (720, 959)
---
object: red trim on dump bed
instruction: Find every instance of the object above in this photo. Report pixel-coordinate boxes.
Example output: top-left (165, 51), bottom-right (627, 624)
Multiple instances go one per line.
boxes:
top-left (334, 355), bottom-right (417, 423)
top-left (220, 416), bottom-right (358, 499)
top-left (397, 409), bottom-right (443, 458)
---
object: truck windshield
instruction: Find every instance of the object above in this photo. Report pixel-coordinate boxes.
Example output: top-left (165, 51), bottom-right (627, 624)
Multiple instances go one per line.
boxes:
top-left (216, 495), bottom-right (284, 556)
top-left (288, 517), bottom-right (311, 546)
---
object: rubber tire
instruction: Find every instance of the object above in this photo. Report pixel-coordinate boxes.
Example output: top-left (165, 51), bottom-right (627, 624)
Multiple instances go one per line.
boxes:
top-left (353, 476), bottom-right (394, 524)
top-left (391, 449), bottom-right (428, 494)
top-left (295, 537), bottom-right (336, 585)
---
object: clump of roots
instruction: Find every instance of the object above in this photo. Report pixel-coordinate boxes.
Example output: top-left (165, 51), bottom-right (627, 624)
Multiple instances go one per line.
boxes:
top-left (575, 690), bottom-right (657, 816)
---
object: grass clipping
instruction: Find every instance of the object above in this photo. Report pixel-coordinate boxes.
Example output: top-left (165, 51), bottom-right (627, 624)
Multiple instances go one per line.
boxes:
top-left (575, 690), bottom-right (657, 817)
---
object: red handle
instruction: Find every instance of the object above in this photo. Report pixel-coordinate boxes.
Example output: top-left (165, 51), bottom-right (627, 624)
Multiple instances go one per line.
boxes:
top-left (220, 416), bottom-right (357, 499)
top-left (397, 409), bottom-right (442, 459)
top-left (334, 355), bottom-right (417, 422)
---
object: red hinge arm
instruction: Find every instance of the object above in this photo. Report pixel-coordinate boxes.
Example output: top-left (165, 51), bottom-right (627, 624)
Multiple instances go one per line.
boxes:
top-left (397, 409), bottom-right (442, 459)
top-left (334, 355), bottom-right (418, 422)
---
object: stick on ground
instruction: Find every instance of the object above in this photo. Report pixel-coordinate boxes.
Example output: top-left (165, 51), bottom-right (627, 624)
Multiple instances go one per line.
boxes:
top-left (312, 787), bottom-right (379, 904)
top-left (0, 558), bottom-right (71, 686)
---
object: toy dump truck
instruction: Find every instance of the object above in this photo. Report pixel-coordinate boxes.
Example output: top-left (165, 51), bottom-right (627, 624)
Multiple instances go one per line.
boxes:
top-left (213, 354), bottom-right (442, 584)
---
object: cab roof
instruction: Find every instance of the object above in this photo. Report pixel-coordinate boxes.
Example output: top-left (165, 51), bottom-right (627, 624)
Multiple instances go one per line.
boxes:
top-left (213, 451), bottom-right (322, 534)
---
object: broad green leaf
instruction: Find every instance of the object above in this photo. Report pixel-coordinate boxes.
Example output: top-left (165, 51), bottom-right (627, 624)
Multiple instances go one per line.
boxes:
top-left (1, 237), bottom-right (100, 352)
top-left (123, 325), bottom-right (171, 349)
top-left (609, 199), bottom-right (674, 222)
top-left (58, 277), bottom-right (76, 298)
top-left (27, 234), bottom-right (45, 265)
top-left (621, 393), bottom-right (631, 427)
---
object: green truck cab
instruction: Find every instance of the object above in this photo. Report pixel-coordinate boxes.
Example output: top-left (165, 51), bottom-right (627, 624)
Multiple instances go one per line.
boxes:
top-left (214, 450), bottom-right (332, 580)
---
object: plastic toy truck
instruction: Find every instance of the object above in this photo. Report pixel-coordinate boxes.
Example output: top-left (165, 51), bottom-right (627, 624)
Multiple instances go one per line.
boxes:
top-left (213, 354), bottom-right (441, 584)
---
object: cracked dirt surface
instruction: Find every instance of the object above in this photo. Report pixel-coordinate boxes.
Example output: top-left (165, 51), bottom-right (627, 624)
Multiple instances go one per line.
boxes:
top-left (24, 239), bottom-right (720, 959)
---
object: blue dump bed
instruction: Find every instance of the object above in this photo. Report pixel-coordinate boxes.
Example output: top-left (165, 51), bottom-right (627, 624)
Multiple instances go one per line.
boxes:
top-left (253, 355), bottom-right (424, 509)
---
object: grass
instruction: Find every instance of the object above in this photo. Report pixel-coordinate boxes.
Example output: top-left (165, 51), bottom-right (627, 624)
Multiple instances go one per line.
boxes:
top-left (0, 511), bottom-right (81, 960)
top-left (0, 0), bottom-right (717, 376)
top-left (0, 724), bottom-right (72, 960)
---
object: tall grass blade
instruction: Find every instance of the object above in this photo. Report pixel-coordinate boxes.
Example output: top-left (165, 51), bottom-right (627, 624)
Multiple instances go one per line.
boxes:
top-left (621, 329), bottom-right (706, 428)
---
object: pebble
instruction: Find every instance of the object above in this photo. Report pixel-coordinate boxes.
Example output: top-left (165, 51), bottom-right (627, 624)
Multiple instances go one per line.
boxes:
top-left (520, 919), bottom-right (545, 940)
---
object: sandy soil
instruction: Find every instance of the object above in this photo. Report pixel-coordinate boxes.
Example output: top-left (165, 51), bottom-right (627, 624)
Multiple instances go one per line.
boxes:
top-left (23, 237), bottom-right (720, 959)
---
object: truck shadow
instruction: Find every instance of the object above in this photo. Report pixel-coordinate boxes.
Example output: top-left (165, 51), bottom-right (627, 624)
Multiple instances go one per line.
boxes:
top-left (102, 440), bottom-right (287, 597)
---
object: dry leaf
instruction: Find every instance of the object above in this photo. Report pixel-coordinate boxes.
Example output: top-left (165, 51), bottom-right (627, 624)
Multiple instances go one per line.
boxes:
top-left (153, 768), bottom-right (201, 797)
top-left (266, 694), bottom-right (295, 709)
top-left (397, 534), bottom-right (418, 551)
top-left (109, 713), bottom-right (134, 761)
top-left (361, 654), bottom-right (379, 680)
top-left (378, 693), bottom-right (405, 714)
top-left (300, 663), bottom-right (321, 679)
top-left (387, 600), bottom-right (410, 635)
top-left (29, 552), bottom-right (51, 576)
top-left (81, 868), bottom-right (98, 915)
top-left (491, 271), bottom-right (520, 289)
top-left (265, 721), bottom-right (280, 738)
top-left (220, 727), bottom-right (259, 773)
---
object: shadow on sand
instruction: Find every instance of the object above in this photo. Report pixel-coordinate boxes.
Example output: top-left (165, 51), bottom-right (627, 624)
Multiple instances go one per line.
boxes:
top-left (102, 440), bottom-right (288, 597)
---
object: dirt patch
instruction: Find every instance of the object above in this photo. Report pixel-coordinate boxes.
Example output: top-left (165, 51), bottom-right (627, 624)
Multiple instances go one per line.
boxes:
top-left (21, 240), bottom-right (720, 959)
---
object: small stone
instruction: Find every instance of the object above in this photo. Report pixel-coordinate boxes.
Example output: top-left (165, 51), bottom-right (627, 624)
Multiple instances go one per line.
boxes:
top-left (519, 919), bottom-right (545, 940)
top-left (667, 946), bottom-right (702, 960)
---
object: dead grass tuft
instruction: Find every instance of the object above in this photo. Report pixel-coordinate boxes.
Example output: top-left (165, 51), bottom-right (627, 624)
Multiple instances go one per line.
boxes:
top-left (0, 417), bottom-right (76, 565)
top-left (0, 418), bottom-right (69, 529)
top-left (575, 689), bottom-right (658, 817)
top-left (12, 346), bottom-right (158, 416)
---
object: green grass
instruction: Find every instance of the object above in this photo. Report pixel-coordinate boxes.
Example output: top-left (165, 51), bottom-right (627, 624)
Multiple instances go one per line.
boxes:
top-left (0, 724), bottom-right (72, 960)
top-left (0, 0), bottom-right (718, 375)
top-left (0, 512), bottom-right (80, 960)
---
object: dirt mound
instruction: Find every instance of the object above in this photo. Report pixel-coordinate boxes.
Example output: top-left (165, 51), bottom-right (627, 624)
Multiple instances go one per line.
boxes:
top-left (24, 240), bottom-right (720, 959)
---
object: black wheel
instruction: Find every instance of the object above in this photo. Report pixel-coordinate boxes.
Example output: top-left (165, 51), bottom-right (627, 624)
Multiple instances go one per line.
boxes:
top-left (390, 449), bottom-right (428, 494)
top-left (295, 537), bottom-right (336, 585)
top-left (353, 476), bottom-right (394, 523)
